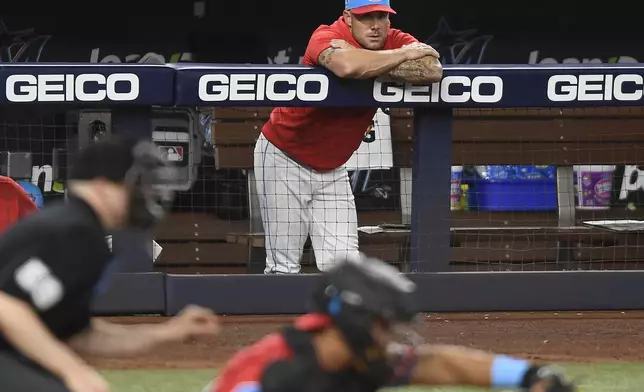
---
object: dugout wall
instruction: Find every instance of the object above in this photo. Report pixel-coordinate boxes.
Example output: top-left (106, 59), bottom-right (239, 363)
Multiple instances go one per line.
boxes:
top-left (2, 63), bottom-right (644, 315)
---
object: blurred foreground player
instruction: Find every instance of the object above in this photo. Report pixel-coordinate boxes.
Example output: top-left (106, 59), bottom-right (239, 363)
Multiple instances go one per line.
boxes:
top-left (0, 138), bottom-right (220, 392)
top-left (203, 255), bottom-right (576, 392)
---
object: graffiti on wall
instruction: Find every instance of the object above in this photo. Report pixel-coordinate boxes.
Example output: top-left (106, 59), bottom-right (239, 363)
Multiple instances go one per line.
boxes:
top-left (89, 48), bottom-right (194, 64)
top-left (0, 20), bottom-right (51, 63)
top-left (424, 17), bottom-right (493, 65)
top-left (267, 47), bottom-right (303, 65)
top-left (0, 21), bottom-right (62, 197)
top-left (528, 50), bottom-right (637, 64)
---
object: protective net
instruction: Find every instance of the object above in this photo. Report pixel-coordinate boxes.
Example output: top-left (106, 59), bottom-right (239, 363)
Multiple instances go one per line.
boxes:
top-left (446, 107), bottom-right (644, 272)
top-left (2, 105), bottom-right (643, 274)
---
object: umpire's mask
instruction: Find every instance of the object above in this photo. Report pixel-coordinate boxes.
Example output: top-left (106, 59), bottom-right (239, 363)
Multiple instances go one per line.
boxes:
top-left (122, 141), bottom-right (178, 230)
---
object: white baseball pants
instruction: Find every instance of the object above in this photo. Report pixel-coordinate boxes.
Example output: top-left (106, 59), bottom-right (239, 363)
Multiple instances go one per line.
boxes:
top-left (254, 133), bottom-right (360, 274)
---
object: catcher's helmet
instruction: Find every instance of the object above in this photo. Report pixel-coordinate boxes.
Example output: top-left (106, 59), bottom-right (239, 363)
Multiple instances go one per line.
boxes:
top-left (308, 254), bottom-right (417, 387)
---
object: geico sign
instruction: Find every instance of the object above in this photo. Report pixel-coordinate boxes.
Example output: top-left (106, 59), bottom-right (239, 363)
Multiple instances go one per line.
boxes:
top-left (198, 74), bottom-right (329, 102)
top-left (5, 73), bottom-right (140, 102)
top-left (374, 76), bottom-right (503, 103)
top-left (547, 74), bottom-right (644, 102)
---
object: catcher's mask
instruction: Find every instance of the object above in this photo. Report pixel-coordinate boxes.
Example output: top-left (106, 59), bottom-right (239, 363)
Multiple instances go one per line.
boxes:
top-left (122, 141), bottom-right (177, 230)
top-left (309, 254), bottom-right (418, 387)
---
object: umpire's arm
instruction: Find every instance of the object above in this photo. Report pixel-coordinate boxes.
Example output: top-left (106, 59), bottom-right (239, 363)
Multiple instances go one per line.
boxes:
top-left (0, 291), bottom-right (92, 382)
top-left (67, 318), bottom-right (173, 358)
top-left (68, 305), bottom-right (220, 358)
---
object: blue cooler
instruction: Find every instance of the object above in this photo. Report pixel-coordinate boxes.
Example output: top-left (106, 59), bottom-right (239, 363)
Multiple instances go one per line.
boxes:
top-left (467, 165), bottom-right (557, 212)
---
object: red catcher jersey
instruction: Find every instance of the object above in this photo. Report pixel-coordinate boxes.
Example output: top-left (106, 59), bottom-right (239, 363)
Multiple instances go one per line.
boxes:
top-left (0, 176), bottom-right (38, 233)
top-left (209, 314), bottom-right (332, 392)
top-left (208, 314), bottom-right (418, 392)
top-left (261, 16), bottom-right (418, 172)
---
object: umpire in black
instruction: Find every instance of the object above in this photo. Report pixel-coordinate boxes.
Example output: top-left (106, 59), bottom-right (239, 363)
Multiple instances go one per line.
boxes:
top-left (0, 137), bottom-right (220, 392)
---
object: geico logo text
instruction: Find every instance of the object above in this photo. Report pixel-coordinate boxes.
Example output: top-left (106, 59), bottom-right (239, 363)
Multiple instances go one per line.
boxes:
top-left (198, 74), bottom-right (329, 102)
top-left (5, 73), bottom-right (140, 102)
top-left (547, 74), bottom-right (644, 102)
top-left (373, 76), bottom-right (503, 104)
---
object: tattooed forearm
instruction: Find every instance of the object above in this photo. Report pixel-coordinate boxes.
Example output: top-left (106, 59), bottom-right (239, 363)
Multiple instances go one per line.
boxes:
top-left (317, 44), bottom-right (414, 79)
top-left (388, 56), bottom-right (443, 84)
top-left (318, 47), bottom-right (337, 67)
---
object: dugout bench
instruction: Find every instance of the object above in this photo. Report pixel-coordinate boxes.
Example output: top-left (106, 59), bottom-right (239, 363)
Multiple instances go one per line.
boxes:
top-left (201, 106), bottom-right (644, 273)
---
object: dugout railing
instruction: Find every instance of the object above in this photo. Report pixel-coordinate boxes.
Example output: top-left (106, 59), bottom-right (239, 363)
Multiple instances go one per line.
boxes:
top-left (2, 63), bottom-right (644, 315)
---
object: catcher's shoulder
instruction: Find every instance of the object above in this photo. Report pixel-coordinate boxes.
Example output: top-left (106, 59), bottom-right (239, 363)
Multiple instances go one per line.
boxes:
top-left (223, 332), bottom-right (293, 370)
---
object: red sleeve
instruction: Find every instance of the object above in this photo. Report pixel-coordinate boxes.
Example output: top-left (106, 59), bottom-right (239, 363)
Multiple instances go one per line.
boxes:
top-left (0, 177), bottom-right (37, 218)
top-left (19, 194), bottom-right (38, 217)
top-left (213, 334), bottom-right (292, 392)
top-left (13, 181), bottom-right (38, 217)
top-left (303, 26), bottom-right (344, 65)
top-left (387, 29), bottom-right (419, 49)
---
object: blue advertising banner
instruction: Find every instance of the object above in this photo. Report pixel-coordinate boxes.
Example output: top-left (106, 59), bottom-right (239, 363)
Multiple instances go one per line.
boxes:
top-left (0, 64), bottom-right (175, 106)
top-left (4, 63), bottom-right (644, 108)
top-left (175, 63), bottom-right (644, 108)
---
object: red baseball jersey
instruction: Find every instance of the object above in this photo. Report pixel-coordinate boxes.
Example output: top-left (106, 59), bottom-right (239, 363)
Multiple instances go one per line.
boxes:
top-left (208, 314), bottom-right (418, 392)
top-left (0, 176), bottom-right (38, 233)
top-left (261, 16), bottom-right (418, 172)
top-left (210, 314), bottom-right (330, 392)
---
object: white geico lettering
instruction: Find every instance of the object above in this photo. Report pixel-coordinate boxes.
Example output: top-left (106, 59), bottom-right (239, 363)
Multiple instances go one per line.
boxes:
top-left (374, 76), bottom-right (503, 104)
top-left (6, 73), bottom-right (140, 103)
top-left (547, 74), bottom-right (644, 102)
top-left (198, 74), bottom-right (329, 102)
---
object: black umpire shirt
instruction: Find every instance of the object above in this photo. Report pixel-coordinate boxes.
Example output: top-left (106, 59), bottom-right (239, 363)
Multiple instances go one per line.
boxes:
top-left (0, 195), bottom-right (112, 353)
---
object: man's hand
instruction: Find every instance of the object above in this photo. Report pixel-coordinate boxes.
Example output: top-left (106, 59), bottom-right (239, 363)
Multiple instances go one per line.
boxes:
top-left (164, 305), bottom-right (221, 342)
top-left (401, 42), bottom-right (440, 59)
top-left (69, 305), bottom-right (219, 358)
top-left (63, 365), bottom-right (110, 392)
top-left (330, 39), bottom-right (356, 50)
top-left (400, 42), bottom-right (440, 61)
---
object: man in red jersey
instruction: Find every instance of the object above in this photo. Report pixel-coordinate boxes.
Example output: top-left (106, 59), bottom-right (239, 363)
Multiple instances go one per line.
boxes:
top-left (255, 0), bottom-right (443, 274)
top-left (202, 254), bottom-right (576, 392)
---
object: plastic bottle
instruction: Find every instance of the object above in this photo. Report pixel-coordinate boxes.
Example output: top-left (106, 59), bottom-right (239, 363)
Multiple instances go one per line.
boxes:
top-left (460, 184), bottom-right (469, 211)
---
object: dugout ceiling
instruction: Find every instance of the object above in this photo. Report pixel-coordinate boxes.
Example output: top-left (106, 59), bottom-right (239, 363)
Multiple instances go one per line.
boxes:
top-left (0, 0), bottom-right (640, 65)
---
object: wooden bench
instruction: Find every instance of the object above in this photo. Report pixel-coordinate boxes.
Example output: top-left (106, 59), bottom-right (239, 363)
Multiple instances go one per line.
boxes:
top-left (226, 223), bottom-right (410, 273)
top-left (184, 106), bottom-right (644, 272)
top-left (152, 212), bottom-right (251, 274)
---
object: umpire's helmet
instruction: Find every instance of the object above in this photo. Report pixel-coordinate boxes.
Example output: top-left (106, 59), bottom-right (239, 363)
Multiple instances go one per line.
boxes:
top-left (308, 254), bottom-right (417, 386)
top-left (69, 136), bottom-right (177, 230)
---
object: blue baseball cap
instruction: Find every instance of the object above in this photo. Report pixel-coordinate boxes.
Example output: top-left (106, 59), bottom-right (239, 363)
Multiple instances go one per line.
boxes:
top-left (345, 0), bottom-right (396, 14)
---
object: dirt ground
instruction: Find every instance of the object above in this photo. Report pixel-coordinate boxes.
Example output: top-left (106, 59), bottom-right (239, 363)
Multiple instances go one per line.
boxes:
top-left (86, 311), bottom-right (644, 370)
